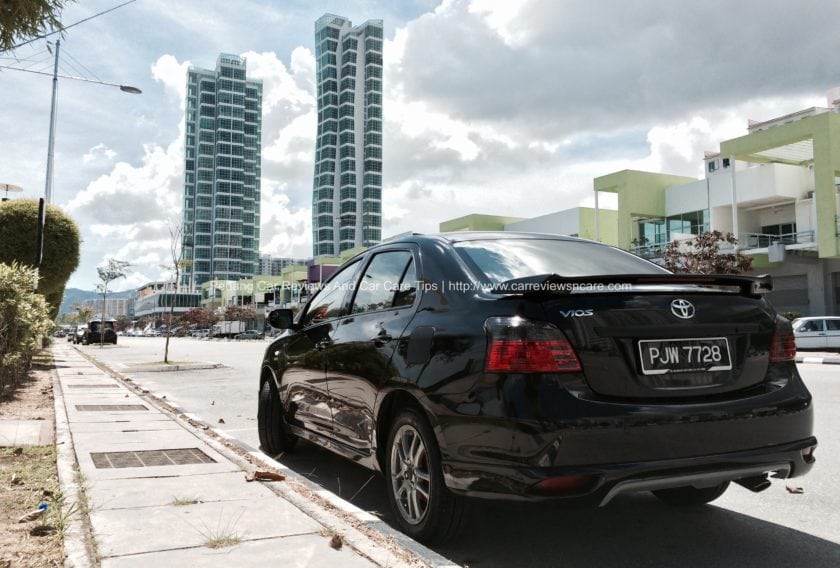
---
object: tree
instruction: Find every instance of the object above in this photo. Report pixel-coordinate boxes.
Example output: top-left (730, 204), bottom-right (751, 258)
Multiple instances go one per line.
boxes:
top-left (0, 199), bottom-right (81, 319)
top-left (182, 307), bottom-right (219, 330)
top-left (161, 223), bottom-right (192, 363)
top-left (225, 304), bottom-right (256, 323)
top-left (70, 302), bottom-right (94, 325)
top-left (0, 0), bottom-right (75, 52)
top-left (661, 231), bottom-right (753, 274)
top-left (96, 259), bottom-right (129, 348)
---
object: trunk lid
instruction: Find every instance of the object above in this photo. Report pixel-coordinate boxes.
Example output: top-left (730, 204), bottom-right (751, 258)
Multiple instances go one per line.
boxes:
top-left (494, 274), bottom-right (776, 399)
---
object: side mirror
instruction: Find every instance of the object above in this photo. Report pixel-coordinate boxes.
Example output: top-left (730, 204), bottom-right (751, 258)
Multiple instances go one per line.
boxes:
top-left (267, 309), bottom-right (295, 330)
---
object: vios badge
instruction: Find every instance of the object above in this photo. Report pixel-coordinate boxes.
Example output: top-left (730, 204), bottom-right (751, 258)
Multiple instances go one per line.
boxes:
top-left (670, 299), bottom-right (695, 319)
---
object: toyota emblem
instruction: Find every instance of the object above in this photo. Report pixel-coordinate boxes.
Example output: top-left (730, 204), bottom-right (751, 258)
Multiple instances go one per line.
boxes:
top-left (670, 299), bottom-right (695, 319)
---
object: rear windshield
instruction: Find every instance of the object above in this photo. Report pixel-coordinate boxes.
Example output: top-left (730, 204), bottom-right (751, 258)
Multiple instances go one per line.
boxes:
top-left (453, 239), bottom-right (668, 285)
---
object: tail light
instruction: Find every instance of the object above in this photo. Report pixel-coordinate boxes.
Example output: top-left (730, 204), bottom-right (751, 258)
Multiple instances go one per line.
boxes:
top-left (769, 316), bottom-right (796, 362)
top-left (484, 316), bottom-right (581, 373)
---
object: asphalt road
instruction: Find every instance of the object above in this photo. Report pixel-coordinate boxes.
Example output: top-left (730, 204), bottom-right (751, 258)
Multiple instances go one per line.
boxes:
top-left (77, 337), bottom-right (840, 567)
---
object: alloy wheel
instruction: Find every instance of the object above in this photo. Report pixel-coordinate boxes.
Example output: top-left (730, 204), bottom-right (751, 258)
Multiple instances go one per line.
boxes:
top-left (389, 423), bottom-right (431, 525)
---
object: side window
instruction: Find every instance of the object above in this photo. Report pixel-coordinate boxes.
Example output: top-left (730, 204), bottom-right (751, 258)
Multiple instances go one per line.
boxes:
top-left (801, 320), bottom-right (823, 332)
top-left (301, 261), bottom-right (360, 327)
top-left (825, 319), bottom-right (840, 331)
top-left (351, 251), bottom-right (414, 314)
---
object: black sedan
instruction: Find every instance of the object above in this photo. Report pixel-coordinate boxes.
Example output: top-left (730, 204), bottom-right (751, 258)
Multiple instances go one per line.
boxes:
top-left (258, 233), bottom-right (816, 543)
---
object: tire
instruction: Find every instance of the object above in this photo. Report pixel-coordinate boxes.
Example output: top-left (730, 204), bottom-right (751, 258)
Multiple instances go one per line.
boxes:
top-left (258, 379), bottom-right (297, 455)
top-left (385, 408), bottom-right (467, 544)
top-left (652, 481), bottom-right (730, 506)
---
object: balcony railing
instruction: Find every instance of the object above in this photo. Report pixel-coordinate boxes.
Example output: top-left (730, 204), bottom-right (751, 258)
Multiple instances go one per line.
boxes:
top-left (739, 230), bottom-right (815, 249)
top-left (629, 243), bottom-right (668, 259)
top-left (630, 230), bottom-right (817, 260)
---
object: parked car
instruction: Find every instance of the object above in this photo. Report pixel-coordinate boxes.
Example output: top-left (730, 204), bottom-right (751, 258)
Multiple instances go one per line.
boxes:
top-left (235, 329), bottom-right (265, 340)
top-left (72, 325), bottom-right (87, 344)
top-left (792, 316), bottom-right (840, 351)
top-left (257, 233), bottom-right (816, 543)
top-left (83, 319), bottom-right (117, 345)
top-left (191, 328), bottom-right (210, 338)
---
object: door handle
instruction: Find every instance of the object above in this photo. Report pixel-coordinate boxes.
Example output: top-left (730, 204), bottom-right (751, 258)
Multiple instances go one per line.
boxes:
top-left (371, 332), bottom-right (393, 347)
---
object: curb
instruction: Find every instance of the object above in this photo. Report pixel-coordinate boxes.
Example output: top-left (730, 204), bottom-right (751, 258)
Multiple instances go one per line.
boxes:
top-left (70, 345), bottom-right (460, 568)
top-left (795, 355), bottom-right (840, 365)
top-left (51, 349), bottom-right (96, 568)
top-left (796, 357), bottom-right (840, 365)
top-left (117, 361), bottom-right (224, 373)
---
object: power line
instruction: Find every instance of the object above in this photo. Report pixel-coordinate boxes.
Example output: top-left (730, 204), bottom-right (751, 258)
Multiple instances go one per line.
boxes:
top-left (11, 0), bottom-right (138, 50)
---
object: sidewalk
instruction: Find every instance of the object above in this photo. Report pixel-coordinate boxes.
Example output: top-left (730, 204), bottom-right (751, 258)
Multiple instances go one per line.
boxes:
top-left (50, 343), bottom-right (452, 567)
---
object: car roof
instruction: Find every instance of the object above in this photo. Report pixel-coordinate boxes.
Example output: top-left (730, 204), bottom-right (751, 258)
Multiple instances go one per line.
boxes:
top-left (383, 231), bottom-right (588, 246)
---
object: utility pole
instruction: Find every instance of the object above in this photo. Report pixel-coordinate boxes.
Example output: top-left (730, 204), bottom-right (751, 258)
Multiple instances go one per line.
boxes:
top-left (45, 40), bottom-right (60, 205)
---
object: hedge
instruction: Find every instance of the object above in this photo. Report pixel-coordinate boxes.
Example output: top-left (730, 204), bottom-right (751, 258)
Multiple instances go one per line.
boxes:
top-left (0, 262), bottom-right (53, 395)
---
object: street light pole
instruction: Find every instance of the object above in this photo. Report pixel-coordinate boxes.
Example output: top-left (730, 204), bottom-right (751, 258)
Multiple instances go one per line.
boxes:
top-left (44, 39), bottom-right (61, 205)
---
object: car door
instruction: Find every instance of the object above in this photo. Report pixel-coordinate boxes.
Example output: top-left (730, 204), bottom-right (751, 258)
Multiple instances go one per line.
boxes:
top-left (824, 318), bottom-right (840, 350)
top-left (324, 249), bottom-right (420, 455)
top-left (280, 260), bottom-right (360, 440)
top-left (794, 319), bottom-right (826, 349)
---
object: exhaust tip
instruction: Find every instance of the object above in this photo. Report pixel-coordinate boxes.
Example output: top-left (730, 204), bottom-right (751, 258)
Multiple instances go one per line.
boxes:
top-left (735, 475), bottom-right (771, 493)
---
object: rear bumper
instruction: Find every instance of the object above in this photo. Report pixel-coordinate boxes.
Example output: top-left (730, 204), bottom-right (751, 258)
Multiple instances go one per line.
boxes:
top-left (436, 369), bottom-right (815, 502)
top-left (442, 436), bottom-right (817, 504)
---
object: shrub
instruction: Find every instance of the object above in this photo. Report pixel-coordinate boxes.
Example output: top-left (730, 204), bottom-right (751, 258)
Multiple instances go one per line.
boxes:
top-left (0, 199), bottom-right (81, 319)
top-left (0, 262), bottom-right (53, 394)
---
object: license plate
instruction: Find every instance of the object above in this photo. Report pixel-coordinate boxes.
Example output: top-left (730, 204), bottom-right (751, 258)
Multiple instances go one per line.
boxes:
top-left (638, 337), bottom-right (732, 375)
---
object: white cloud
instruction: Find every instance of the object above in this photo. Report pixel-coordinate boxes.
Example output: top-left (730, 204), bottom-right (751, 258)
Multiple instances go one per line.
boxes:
top-left (83, 143), bottom-right (117, 164)
top-left (151, 54), bottom-right (191, 107)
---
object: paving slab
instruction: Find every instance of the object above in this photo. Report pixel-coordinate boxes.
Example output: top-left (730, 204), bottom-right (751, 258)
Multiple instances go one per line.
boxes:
top-left (64, 412), bottom-right (177, 424)
top-left (71, 428), bottom-right (204, 451)
top-left (100, 533), bottom-right (378, 568)
top-left (69, 420), bottom-right (185, 434)
top-left (86, 471), bottom-right (280, 510)
top-left (90, 498), bottom-right (323, 557)
top-left (0, 419), bottom-right (54, 446)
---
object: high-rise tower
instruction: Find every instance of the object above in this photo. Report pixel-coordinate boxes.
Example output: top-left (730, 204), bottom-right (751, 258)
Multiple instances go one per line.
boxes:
top-left (312, 14), bottom-right (383, 257)
top-left (181, 53), bottom-right (263, 288)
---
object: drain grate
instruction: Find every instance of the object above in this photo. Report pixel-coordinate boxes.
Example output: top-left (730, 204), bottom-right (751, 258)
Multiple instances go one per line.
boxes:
top-left (90, 448), bottom-right (216, 469)
top-left (67, 384), bottom-right (120, 388)
top-left (75, 404), bottom-right (148, 411)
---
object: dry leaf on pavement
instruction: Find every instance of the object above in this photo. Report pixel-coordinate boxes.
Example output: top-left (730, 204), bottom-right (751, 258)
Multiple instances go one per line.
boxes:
top-left (245, 470), bottom-right (286, 482)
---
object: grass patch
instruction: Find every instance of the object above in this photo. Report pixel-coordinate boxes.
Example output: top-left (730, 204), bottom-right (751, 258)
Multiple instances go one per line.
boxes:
top-left (172, 496), bottom-right (202, 506)
top-left (0, 445), bottom-right (64, 566)
top-left (191, 509), bottom-right (244, 550)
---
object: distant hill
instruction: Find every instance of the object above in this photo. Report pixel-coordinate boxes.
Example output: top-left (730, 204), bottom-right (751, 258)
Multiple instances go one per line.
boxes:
top-left (59, 288), bottom-right (135, 315)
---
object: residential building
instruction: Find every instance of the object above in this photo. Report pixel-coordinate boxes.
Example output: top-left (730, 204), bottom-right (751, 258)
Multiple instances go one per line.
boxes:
top-left (312, 13), bottom-right (383, 257)
top-left (592, 92), bottom-right (840, 315)
top-left (181, 53), bottom-right (263, 289)
top-left (80, 298), bottom-right (130, 319)
top-left (258, 254), bottom-right (309, 276)
top-left (438, 210), bottom-right (618, 246)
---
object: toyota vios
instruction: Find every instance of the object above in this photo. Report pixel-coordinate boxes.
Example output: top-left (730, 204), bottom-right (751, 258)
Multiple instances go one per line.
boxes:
top-left (258, 233), bottom-right (816, 543)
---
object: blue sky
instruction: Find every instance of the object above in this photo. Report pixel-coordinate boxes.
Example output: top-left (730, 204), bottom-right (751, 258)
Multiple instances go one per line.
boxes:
top-left (1, 0), bottom-right (837, 291)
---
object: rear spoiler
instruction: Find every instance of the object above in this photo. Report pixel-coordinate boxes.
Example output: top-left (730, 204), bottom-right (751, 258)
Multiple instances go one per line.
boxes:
top-left (489, 273), bottom-right (773, 297)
